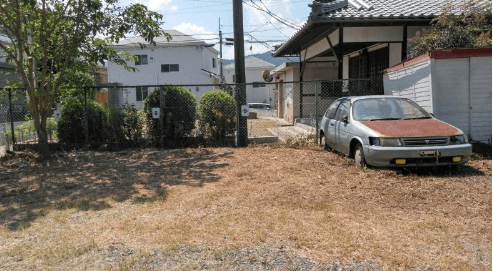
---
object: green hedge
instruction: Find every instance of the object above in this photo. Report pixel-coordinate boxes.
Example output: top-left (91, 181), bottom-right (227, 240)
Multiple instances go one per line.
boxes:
top-left (143, 85), bottom-right (197, 142)
top-left (58, 97), bottom-right (109, 144)
top-left (197, 89), bottom-right (236, 140)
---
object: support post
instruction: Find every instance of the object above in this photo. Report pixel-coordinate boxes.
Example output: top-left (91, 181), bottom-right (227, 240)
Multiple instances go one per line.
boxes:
top-left (219, 18), bottom-right (224, 84)
top-left (402, 26), bottom-right (408, 62)
top-left (315, 81), bottom-right (319, 144)
top-left (84, 88), bottom-right (89, 146)
top-left (8, 89), bottom-right (15, 146)
top-left (233, 0), bottom-right (248, 147)
top-left (338, 26), bottom-right (344, 79)
top-left (160, 86), bottom-right (164, 149)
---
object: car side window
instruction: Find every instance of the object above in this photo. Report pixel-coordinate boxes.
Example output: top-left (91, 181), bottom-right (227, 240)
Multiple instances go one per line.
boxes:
top-left (335, 100), bottom-right (350, 121)
top-left (324, 101), bottom-right (341, 119)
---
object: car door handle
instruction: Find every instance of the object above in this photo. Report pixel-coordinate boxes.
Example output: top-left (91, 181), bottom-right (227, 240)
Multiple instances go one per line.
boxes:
top-left (330, 123), bottom-right (334, 127)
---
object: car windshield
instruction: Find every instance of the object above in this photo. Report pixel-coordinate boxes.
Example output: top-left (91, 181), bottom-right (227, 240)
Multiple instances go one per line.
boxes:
top-left (352, 98), bottom-right (431, 121)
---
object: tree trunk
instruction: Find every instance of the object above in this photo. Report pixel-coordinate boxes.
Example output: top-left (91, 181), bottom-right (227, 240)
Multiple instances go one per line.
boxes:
top-left (37, 132), bottom-right (52, 160)
top-left (34, 105), bottom-right (52, 160)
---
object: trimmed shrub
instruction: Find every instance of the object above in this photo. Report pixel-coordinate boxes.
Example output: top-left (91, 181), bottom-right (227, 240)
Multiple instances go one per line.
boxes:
top-left (58, 97), bottom-right (109, 144)
top-left (198, 89), bottom-right (236, 140)
top-left (119, 104), bottom-right (144, 147)
top-left (143, 85), bottom-right (197, 142)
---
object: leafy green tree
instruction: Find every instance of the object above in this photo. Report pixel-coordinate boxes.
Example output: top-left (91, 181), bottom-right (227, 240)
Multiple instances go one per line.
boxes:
top-left (0, 0), bottom-right (167, 158)
top-left (408, 0), bottom-right (492, 59)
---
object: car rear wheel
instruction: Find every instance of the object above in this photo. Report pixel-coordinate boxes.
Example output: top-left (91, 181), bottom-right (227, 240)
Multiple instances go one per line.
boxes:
top-left (354, 143), bottom-right (366, 168)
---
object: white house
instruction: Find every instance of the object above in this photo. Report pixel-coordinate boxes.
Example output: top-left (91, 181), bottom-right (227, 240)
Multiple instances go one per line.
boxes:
top-left (107, 30), bottom-right (220, 108)
top-left (384, 48), bottom-right (492, 144)
top-left (224, 56), bottom-right (276, 107)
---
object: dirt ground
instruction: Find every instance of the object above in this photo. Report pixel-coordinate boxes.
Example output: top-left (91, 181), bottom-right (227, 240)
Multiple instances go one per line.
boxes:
top-left (0, 144), bottom-right (491, 270)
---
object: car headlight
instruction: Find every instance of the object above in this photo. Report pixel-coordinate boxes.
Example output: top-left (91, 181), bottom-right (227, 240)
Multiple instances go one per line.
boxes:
top-left (369, 137), bottom-right (402, 147)
top-left (450, 135), bottom-right (468, 144)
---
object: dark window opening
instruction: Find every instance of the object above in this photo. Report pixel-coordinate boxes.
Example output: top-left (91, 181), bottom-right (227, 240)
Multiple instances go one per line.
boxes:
top-left (136, 86), bottom-right (149, 102)
top-left (135, 55), bottom-right (148, 65)
top-left (252, 82), bottom-right (266, 88)
top-left (161, 64), bottom-right (179, 72)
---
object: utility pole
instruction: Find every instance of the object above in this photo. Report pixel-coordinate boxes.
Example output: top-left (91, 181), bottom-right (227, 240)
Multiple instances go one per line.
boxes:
top-left (218, 18), bottom-right (224, 84)
top-left (233, 0), bottom-right (248, 147)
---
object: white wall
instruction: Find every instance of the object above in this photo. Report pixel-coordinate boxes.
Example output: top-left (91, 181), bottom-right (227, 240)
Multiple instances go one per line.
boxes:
top-left (245, 68), bottom-right (275, 106)
top-left (344, 26), bottom-right (403, 43)
top-left (470, 56), bottom-right (492, 143)
top-left (107, 46), bottom-right (219, 108)
top-left (434, 58), bottom-right (471, 135)
top-left (224, 65), bottom-right (275, 106)
top-left (384, 59), bottom-right (433, 113)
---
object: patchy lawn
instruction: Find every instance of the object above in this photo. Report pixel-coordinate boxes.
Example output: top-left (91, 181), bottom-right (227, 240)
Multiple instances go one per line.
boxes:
top-left (0, 145), bottom-right (491, 270)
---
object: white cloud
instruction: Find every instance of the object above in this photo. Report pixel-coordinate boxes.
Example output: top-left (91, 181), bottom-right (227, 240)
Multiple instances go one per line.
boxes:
top-left (146, 0), bottom-right (174, 11)
top-left (172, 23), bottom-right (215, 42)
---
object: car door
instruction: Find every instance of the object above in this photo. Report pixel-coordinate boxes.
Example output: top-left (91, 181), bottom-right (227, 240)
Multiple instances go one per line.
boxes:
top-left (323, 100), bottom-right (341, 147)
top-left (333, 100), bottom-right (351, 154)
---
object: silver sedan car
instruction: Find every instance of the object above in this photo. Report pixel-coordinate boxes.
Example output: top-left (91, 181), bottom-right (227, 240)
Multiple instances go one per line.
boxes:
top-left (319, 96), bottom-right (472, 167)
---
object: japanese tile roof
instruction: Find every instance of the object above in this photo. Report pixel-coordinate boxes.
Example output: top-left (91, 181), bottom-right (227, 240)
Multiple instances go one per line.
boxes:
top-left (225, 56), bottom-right (276, 69)
top-left (309, 0), bottom-right (467, 20)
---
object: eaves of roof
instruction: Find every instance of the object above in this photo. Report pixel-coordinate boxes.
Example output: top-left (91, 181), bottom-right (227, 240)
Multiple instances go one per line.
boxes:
top-left (273, 16), bottom-right (434, 57)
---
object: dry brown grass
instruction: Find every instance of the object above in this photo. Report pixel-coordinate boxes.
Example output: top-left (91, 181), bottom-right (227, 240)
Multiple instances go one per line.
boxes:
top-left (0, 145), bottom-right (491, 270)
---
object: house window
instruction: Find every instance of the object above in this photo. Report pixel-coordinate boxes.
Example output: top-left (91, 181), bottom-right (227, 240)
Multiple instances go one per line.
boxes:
top-left (161, 64), bottom-right (179, 72)
top-left (232, 75), bottom-right (235, 82)
top-left (320, 81), bottom-right (343, 99)
top-left (136, 86), bottom-right (149, 102)
top-left (135, 55), bottom-right (148, 65)
top-left (252, 82), bottom-right (266, 88)
top-left (212, 58), bottom-right (216, 68)
top-left (348, 47), bottom-right (389, 78)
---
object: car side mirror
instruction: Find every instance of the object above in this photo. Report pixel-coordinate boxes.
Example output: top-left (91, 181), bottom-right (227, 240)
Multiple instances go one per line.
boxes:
top-left (342, 115), bottom-right (348, 123)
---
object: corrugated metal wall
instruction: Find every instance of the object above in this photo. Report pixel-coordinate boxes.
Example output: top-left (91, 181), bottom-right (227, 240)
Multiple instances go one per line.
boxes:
top-left (384, 55), bottom-right (492, 143)
top-left (470, 56), bottom-right (492, 143)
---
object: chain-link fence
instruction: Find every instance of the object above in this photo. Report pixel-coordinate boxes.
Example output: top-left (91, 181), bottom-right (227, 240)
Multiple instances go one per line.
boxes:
top-left (247, 78), bottom-right (383, 144)
top-left (0, 78), bottom-right (383, 156)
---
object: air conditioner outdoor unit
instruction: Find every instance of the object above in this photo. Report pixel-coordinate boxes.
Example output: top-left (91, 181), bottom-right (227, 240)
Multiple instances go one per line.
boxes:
top-left (149, 56), bottom-right (154, 62)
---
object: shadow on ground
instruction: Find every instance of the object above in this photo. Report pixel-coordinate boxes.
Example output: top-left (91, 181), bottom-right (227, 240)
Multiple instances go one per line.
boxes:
top-left (0, 148), bottom-right (231, 231)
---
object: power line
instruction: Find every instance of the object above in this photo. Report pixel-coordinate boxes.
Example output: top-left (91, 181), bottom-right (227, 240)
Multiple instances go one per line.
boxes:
top-left (243, 0), bottom-right (300, 30)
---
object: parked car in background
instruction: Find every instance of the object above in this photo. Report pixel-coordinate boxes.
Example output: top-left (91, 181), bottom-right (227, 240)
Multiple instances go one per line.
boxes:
top-left (248, 103), bottom-right (275, 118)
top-left (319, 96), bottom-right (472, 168)
top-left (248, 103), bottom-right (272, 110)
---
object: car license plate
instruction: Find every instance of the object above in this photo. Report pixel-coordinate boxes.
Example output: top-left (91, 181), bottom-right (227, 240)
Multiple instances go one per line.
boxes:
top-left (419, 150), bottom-right (440, 157)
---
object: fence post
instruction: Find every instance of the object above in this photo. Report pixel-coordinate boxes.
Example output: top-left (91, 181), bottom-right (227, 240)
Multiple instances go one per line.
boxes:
top-left (315, 81), bottom-right (319, 145)
top-left (8, 89), bottom-right (15, 146)
top-left (159, 86), bottom-right (164, 149)
top-left (84, 88), bottom-right (89, 146)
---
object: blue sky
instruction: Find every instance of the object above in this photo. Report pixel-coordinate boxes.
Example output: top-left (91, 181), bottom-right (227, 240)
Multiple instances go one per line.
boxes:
top-left (124, 0), bottom-right (312, 59)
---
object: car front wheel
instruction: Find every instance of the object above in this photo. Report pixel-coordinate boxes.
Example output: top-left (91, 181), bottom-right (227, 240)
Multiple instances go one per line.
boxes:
top-left (320, 133), bottom-right (329, 150)
top-left (354, 143), bottom-right (366, 168)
